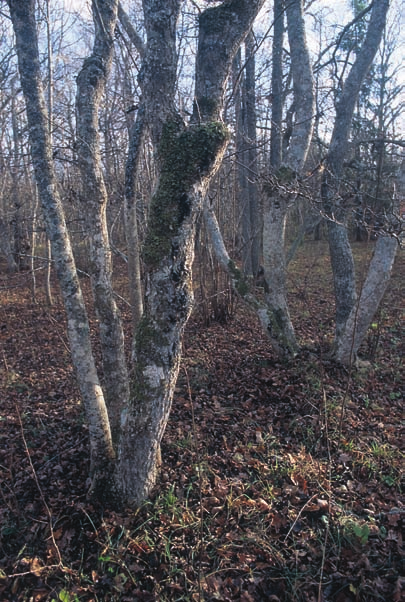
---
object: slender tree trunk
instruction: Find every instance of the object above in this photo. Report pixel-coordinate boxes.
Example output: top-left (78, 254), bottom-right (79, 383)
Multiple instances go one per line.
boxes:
top-left (233, 48), bottom-right (251, 274)
top-left (44, 0), bottom-right (53, 306)
top-left (118, 4), bottom-right (146, 338)
top-left (270, 0), bottom-right (284, 171)
top-left (0, 218), bottom-right (18, 273)
top-left (8, 0), bottom-right (115, 482)
top-left (245, 30), bottom-right (261, 277)
top-left (124, 103), bottom-right (146, 340)
top-left (11, 84), bottom-right (27, 272)
top-left (262, 0), bottom-right (314, 357)
top-left (75, 0), bottom-right (129, 445)
top-left (323, 0), bottom-right (390, 348)
top-left (335, 157), bottom-right (404, 364)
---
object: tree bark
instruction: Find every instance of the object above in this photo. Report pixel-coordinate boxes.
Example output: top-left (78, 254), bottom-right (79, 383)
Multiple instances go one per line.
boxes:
top-left (124, 102), bottom-right (146, 340)
top-left (324, 0), bottom-right (390, 345)
top-left (75, 0), bottom-right (129, 446)
top-left (270, 0), bottom-right (284, 171)
top-left (118, 0), bottom-right (265, 506)
top-left (336, 234), bottom-right (398, 365)
top-left (233, 47), bottom-right (251, 274)
top-left (262, 0), bottom-right (314, 357)
top-left (245, 30), bottom-right (261, 277)
top-left (8, 0), bottom-right (115, 479)
top-left (335, 157), bottom-right (404, 365)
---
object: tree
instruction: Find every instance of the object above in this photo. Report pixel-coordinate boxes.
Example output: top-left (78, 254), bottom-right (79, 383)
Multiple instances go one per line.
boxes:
top-left (7, 0), bottom-right (116, 492)
top-left (261, 0), bottom-right (315, 357)
top-left (8, 0), bottom-right (265, 506)
top-left (322, 0), bottom-right (392, 363)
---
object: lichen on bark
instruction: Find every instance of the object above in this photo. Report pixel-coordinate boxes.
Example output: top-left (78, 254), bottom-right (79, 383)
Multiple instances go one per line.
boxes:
top-left (142, 119), bottom-right (229, 268)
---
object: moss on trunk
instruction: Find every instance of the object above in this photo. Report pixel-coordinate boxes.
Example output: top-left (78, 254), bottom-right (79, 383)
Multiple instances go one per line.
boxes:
top-left (143, 120), bottom-right (228, 268)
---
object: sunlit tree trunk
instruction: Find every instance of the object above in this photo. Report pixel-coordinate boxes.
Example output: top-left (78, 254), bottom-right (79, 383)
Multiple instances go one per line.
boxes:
top-left (262, 0), bottom-right (314, 357)
top-left (8, 0), bottom-right (115, 482)
top-left (335, 158), bottom-right (403, 365)
top-left (118, 0), bottom-right (265, 505)
top-left (75, 0), bottom-right (129, 445)
top-left (323, 0), bottom-right (390, 352)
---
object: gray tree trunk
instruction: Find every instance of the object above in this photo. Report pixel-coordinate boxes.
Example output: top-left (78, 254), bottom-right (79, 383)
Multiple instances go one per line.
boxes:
top-left (118, 0), bottom-right (265, 506)
top-left (323, 0), bottom-right (390, 347)
top-left (8, 0), bottom-right (115, 481)
top-left (118, 4), bottom-right (146, 337)
top-left (75, 0), bottom-right (129, 446)
top-left (245, 30), bottom-right (261, 277)
top-left (124, 103), bottom-right (146, 340)
top-left (233, 48), bottom-right (251, 274)
top-left (10, 0), bottom-right (265, 507)
top-left (262, 0), bottom-right (314, 357)
top-left (335, 158), bottom-right (403, 365)
top-left (270, 0), bottom-right (284, 171)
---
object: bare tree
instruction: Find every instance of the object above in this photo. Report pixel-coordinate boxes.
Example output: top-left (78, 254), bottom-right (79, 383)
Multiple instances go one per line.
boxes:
top-left (8, 0), bottom-right (265, 505)
top-left (322, 0), bottom-right (391, 361)
top-left (7, 0), bottom-right (116, 491)
top-left (261, 0), bottom-right (315, 357)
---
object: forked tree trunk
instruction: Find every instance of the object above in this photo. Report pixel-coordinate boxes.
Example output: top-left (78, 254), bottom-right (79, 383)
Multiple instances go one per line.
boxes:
top-left (8, 0), bottom-right (115, 479)
top-left (118, 0), bottom-right (265, 505)
top-left (323, 0), bottom-right (390, 354)
top-left (335, 157), bottom-right (403, 365)
top-left (336, 234), bottom-right (398, 364)
top-left (10, 0), bottom-right (265, 506)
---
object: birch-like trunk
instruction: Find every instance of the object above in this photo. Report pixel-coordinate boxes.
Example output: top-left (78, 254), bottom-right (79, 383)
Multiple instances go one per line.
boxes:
top-left (323, 0), bottom-right (390, 348)
top-left (118, 0), bottom-right (265, 505)
top-left (335, 157), bottom-right (404, 365)
top-left (262, 0), bottom-right (314, 357)
top-left (75, 0), bottom-right (129, 445)
top-left (336, 234), bottom-right (398, 365)
top-left (8, 0), bottom-right (114, 478)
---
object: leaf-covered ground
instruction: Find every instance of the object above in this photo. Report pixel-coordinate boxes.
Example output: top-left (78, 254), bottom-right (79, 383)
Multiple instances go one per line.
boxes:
top-left (0, 242), bottom-right (403, 601)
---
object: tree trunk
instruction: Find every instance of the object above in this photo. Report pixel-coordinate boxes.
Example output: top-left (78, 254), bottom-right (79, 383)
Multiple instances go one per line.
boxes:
top-left (245, 30), bottom-right (261, 277)
top-left (336, 234), bottom-right (398, 365)
top-left (233, 47), bottom-right (251, 274)
top-left (118, 0), bottom-right (265, 505)
top-left (118, 4), bottom-right (146, 338)
top-left (124, 103), bottom-right (146, 341)
top-left (75, 0), bottom-right (129, 446)
top-left (262, 0), bottom-right (314, 357)
top-left (8, 0), bottom-right (115, 481)
top-left (323, 0), bottom-right (390, 348)
top-left (336, 157), bottom-right (404, 365)
top-left (270, 0), bottom-right (284, 171)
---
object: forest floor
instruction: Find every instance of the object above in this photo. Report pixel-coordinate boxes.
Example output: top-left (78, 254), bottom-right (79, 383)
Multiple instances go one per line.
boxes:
top-left (0, 241), bottom-right (403, 602)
